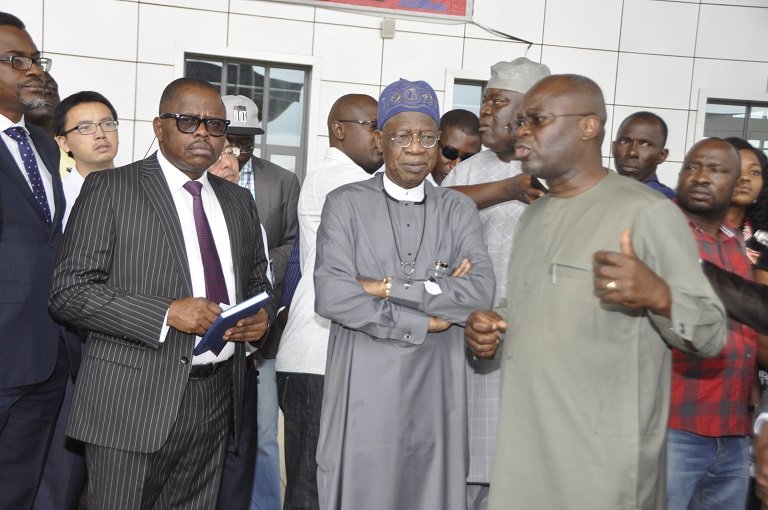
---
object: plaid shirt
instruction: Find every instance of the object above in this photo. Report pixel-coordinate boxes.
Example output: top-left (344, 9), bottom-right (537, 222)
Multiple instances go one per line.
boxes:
top-left (668, 220), bottom-right (758, 437)
top-left (238, 158), bottom-right (256, 201)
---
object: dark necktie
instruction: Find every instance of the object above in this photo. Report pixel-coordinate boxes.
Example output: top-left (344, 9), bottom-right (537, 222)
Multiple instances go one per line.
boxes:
top-left (183, 180), bottom-right (230, 355)
top-left (5, 126), bottom-right (52, 224)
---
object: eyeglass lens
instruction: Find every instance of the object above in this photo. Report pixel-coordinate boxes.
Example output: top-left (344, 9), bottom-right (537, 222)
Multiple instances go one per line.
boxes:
top-left (391, 131), bottom-right (438, 149)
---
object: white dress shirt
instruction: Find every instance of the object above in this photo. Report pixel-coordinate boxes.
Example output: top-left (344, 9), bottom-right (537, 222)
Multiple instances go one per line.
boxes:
top-left (276, 147), bottom-right (375, 375)
top-left (62, 167), bottom-right (86, 230)
top-left (157, 150), bottom-right (236, 364)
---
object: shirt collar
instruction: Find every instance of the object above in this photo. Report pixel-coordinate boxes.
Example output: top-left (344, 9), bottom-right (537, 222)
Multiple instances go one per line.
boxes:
top-left (687, 218), bottom-right (738, 241)
top-left (382, 172), bottom-right (425, 202)
top-left (0, 113), bottom-right (28, 133)
top-left (156, 149), bottom-right (211, 193)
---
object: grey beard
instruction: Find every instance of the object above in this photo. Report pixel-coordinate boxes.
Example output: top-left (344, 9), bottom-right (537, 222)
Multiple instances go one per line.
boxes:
top-left (20, 95), bottom-right (45, 110)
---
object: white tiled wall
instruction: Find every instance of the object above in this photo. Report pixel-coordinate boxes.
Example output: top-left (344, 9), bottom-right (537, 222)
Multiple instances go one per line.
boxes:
top-left (2, 0), bottom-right (768, 185)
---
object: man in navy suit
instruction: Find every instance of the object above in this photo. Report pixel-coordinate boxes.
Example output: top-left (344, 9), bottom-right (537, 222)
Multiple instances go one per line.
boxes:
top-left (0, 12), bottom-right (76, 509)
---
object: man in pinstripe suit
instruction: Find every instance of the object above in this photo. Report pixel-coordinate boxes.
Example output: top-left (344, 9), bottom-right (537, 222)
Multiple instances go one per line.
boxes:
top-left (49, 78), bottom-right (275, 510)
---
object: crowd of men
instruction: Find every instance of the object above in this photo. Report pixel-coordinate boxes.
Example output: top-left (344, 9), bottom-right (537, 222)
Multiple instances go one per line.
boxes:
top-left (2, 8), bottom-right (768, 510)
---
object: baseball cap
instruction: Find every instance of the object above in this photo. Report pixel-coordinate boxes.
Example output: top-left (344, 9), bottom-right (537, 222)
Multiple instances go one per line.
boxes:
top-left (221, 95), bottom-right (265, 135)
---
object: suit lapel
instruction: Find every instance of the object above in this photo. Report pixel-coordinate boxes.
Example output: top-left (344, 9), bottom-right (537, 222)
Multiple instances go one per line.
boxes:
top-left (138, 154), bottom-right (193, 296)
top-left (209, 176), bottom-right (244, 301)
top-left (0, 135), bottom-right (49, 223)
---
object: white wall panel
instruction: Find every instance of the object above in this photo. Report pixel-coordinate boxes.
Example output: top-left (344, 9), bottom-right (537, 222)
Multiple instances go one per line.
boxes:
top-left (616, 53), bottom-right (694, 110)
top-left (230, 0), bottom-right (315, 21)
top-left (543, 0), bottom-right (622, 50)
top-left (313, 24), bottom-right (382, 85)
top-left (380, 32), bottom-right (463, 90)
top-left (228, 14), bottom-right (314, 55)
top-left (620, 0), bottom-right (698, 57)
top-left (697, 4), bottom-right (768, 61)
top-left (138, 4), bottom-right (228, 65)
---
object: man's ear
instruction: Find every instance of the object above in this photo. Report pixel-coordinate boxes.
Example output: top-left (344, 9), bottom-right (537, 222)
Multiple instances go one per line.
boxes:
top-left (55, 135), bottom-right (70, 155)
top-left (657, 148), bottom-right (669, 165)
top-left (331, 120), bottom-right (344, 141)
top-left (153, 117), bottom-right (163, 143)
top-left (373, 129), bottom-right (383, 152)
top-left (581, 115), bottom-right (601, 141)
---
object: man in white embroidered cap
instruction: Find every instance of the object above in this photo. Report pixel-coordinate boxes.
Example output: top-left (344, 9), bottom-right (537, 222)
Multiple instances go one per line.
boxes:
top-left (313, 78), bottom-right (495, 510)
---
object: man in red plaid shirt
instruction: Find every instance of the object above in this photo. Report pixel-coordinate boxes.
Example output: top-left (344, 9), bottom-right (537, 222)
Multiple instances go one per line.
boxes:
top-left (667, 138), bottom-right (759, 510)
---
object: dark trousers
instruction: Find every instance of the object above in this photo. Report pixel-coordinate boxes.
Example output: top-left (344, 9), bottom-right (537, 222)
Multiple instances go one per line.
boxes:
top-left (85, 363), bottom-right (232, 510)
top-left (0, 341), bottom-right (68, 510)
top-left (217, 356), bottom-right (258, 509)
top-left (33, 373), bottom-right (87, 510)
top-left (277, 372), bottom-right (324, 510)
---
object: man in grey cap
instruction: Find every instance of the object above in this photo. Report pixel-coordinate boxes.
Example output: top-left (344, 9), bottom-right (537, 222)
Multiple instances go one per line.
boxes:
top-left (441, 57), bottom-right (550, 510)
top-left (219, 94), bottom-right (300, 510)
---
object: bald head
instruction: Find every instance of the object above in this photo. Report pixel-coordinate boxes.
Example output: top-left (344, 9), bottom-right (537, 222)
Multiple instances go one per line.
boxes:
top-left (529, 74), bottom-right (606, 141)
top-left (327, 94), bottom-right (382, 174)
top-left (159, 78), bottom-right (220, 115)
top-left (514, 74), bottom-right (608, 195)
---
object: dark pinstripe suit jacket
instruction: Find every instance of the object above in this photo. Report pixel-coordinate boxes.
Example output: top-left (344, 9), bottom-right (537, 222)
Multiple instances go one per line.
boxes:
top-left (49, 153), bottom-right (274, 453)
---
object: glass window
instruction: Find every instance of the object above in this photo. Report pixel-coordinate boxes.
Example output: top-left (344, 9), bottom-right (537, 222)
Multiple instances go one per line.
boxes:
top-left (704, 100), bottom-right (768, 154)
top-left (452, 80), bottom-right (484, 117)
top-left (185, 54), bottom-right (309, 176)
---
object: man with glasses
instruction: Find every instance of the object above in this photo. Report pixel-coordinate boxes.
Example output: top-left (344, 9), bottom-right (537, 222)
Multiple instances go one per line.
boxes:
top-left (440, 57), bottom-right (549, 510)
top-left (313, 79), bottom-right (494, 510)
top-left (276, 93), bottom-right (382, 510)
top-left (0, 12), bottom-right (74, 509)
top-left (465, 74), bottom-right (726, 509)
top-left (430, 109), bottom-right (480, 185)
top-left (218, 94), bottom-right (299, 510)
top-left (50, 77), bottom-right (274, 509)
top-left (53, 91), bottom-right (120, 228)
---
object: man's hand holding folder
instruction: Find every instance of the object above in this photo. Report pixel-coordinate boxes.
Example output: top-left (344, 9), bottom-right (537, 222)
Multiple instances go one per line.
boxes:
top-left (167, 292), bottom-right (271, 355)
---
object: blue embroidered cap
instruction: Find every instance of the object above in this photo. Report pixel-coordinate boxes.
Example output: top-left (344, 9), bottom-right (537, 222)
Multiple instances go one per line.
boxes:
top-left (377, 79), bottom-right (440, 129)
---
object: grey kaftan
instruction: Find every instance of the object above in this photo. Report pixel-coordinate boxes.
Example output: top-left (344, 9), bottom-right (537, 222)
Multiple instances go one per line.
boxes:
top-left (488, 172), bottom-right (726, 510)
top-left (314, 173), bottom-right (495, 510)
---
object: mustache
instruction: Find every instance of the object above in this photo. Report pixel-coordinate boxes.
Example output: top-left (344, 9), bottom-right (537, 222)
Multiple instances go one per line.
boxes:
top-left (19, 77), bottom-right (44, 88)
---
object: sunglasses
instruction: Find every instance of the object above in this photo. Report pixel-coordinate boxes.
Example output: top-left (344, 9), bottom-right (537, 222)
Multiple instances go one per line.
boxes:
top-left (440, 142), bottom-right (477, 162)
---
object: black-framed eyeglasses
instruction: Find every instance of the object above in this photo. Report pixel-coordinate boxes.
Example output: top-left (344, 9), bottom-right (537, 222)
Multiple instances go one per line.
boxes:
top-left (62, 120), bottom-right (119, 136)
top-left (440, 142), bottom-right (477, 162)
top-left (386, 130), bottom-right (439, 149)
top-left (337, 119), bottom-right (377, 129)
top-left (0, 55), bottom-right (52, 72)
top-left (513, 112), bottom-right (595, 129)
top-left (159, 113), bottom-right (229, 137)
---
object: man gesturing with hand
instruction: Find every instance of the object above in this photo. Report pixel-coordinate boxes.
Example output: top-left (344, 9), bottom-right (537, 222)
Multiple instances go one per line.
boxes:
top-left (465, 74), bottom-right (726, 510)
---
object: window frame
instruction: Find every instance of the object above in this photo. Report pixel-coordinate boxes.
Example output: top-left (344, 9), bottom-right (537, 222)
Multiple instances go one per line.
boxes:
top-left (176, 45), bottom-right (321, 182)
top-left (695, 89), bottom-right (768, 152)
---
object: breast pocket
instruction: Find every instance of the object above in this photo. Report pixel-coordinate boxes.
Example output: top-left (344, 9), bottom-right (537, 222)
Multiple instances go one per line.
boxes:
top-left (86, 333), bottom-right (145, 370)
